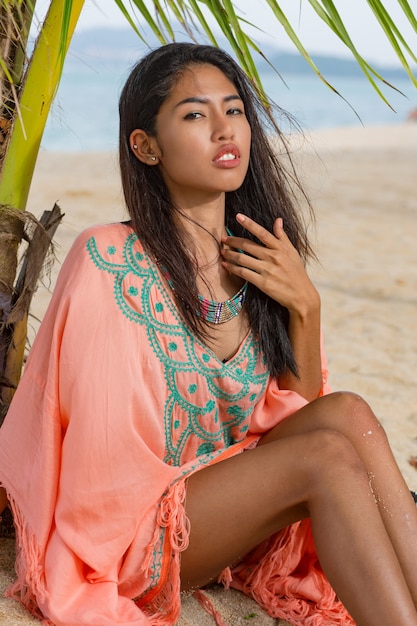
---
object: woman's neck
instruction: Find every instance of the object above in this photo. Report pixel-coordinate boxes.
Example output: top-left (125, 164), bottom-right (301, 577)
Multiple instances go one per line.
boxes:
top-left (174, 198), bottom-right (227, 266)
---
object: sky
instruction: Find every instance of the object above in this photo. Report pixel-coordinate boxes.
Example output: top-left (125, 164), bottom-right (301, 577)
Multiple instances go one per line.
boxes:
top-left (55, 0), bottom-right (417, 68)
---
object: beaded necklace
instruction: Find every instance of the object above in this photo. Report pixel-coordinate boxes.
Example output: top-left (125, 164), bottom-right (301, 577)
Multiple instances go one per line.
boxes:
top-left (157, 231), bottom-right (247, 324)
top-left (198, 281), bottom-right (248, 324)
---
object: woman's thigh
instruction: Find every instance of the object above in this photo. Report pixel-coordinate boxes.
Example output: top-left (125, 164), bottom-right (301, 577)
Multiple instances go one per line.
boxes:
top-left (181, 415), bottom-right (365, 590)
top-left (260, 391), bottom-right (386, 449)
top-left (258, 391), bottom-right (397, 485)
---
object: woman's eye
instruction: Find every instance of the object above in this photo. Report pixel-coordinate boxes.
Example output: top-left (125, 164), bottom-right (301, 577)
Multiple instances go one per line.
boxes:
top-left (227, 107), bottom-right (244, 115)
top-left (184, 111), bottom-right (203, 120)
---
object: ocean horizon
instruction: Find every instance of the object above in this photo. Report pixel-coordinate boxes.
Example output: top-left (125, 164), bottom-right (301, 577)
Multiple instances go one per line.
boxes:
top-left (41, 31), bottom-right (417, 152)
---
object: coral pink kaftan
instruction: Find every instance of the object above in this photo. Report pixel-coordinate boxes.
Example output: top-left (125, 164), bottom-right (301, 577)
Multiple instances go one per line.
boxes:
top-left (0, 223), bottom-right (353, 625)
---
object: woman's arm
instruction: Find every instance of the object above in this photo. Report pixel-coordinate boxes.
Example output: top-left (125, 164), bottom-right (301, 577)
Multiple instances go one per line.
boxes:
top-left (278, 288), bottom-right (322, 400)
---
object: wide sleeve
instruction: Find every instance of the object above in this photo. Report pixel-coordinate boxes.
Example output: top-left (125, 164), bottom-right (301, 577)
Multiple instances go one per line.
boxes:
top-left (0, 225), bottom-right (184, 625)
top-left (249, 332), bottom-right (332, 434)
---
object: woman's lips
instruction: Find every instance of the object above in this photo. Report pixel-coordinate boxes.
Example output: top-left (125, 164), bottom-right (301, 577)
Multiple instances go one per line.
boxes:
top-left (213, 145), bottom-right (241, 168)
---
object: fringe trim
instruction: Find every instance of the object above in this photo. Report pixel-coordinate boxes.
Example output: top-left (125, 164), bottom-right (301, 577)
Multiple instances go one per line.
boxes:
top-left (218, 566), bottom-right (232, 589)
top-left (5, 494), bottom-right (53, 624)
top-left (6, 480), bottom-right (190, 626)
top-left (139, 479), bottom-right (190, 625)
top-left (231, 521), bottom-right (356, 626)
top-left (193, 590), bottom-right (230, 626)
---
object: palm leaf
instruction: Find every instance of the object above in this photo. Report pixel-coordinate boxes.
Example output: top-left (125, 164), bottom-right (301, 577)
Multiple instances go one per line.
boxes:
top-left (366, 0), bottom-right (417, 84)
top-left (0, 0), bottom-right (84, 210)
top-left (116, 0), bottom-right (170, 44)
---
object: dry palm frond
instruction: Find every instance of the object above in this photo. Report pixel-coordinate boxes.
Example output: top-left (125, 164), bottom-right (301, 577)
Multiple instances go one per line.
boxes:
top-left (0, 203), bottom-right (64, 424)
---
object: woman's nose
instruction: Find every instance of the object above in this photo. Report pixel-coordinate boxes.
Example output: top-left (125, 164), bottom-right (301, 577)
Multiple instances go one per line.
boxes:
top-left (212, 113), bottom-right (234, 141)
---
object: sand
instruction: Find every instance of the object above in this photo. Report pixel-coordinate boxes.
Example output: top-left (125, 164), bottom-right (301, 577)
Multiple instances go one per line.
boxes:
top-left (1, 122), bottom-right (417, 624)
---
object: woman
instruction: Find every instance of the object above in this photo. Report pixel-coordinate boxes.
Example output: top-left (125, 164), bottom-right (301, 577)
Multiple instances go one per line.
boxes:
top-left (0, 43), bottom-right (416, 626)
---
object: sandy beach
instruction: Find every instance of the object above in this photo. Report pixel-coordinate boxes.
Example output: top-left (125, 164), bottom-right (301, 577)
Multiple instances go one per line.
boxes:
top-left (1, 122), bottom-right (417, 624)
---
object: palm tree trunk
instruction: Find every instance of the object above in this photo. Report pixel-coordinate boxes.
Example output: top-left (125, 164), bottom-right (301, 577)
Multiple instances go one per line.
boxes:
top-left (0, 1), bottom-right (33, 160)
top-left (0, 210), bottom-right (23, 399)
top-left (0, 1), bottom-right (34, 408)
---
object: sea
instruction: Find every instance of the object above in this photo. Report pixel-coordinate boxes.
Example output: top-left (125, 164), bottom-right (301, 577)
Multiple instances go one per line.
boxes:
top-left (41, 43), bottom-right (417, 152)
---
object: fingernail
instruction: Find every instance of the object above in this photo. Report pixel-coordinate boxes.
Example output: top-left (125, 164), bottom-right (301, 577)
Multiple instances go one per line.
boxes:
top-left (236, 213), bottom-right (245, 222)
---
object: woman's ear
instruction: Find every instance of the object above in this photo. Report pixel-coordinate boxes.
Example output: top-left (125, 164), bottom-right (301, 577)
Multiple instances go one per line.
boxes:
top-left (129, 129), bottom-right (160, 165)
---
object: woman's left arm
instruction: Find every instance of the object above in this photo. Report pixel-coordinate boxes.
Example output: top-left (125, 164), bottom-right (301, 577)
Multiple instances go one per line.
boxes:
top-left (221, 213), bottom-right (322, 401)
top-left (278, 286), bottom-right (322, 401)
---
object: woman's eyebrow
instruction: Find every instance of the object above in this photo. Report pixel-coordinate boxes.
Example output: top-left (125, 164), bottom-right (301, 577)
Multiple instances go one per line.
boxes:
top-left (174, 94), bottom-right (242, 108)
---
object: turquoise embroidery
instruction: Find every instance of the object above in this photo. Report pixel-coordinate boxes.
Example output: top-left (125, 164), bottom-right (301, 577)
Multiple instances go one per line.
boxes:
top-left (135, 526), bottom-right (165, 604)
top-left (86, 231), bottom-right (269, 467)
top-left (107, 245), bottom-right (116, 255)
top-left (197, 442), bottom-right (215, 456)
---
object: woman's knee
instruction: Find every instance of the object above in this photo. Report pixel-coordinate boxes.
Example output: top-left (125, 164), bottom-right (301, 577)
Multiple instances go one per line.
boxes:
top-left (303, 427), bottom-right (366, 488)
top-left (324, 391), bottom-right (388, 444)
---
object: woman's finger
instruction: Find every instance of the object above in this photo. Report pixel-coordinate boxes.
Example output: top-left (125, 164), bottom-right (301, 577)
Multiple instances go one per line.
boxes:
top-left (221, 248), bottom-right (264, 274)
top-left (221, 258), bottom-right (268, 292)
top-left (235, 213), bottom-right (281, 248)
top-left (221, 236), bottom-right (270, 261)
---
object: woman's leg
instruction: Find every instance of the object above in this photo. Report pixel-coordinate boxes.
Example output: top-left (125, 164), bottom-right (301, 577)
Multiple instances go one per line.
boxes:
top-left (181, 394), bottom-right (417, 626)
top-left (260, 391), bottom-right (417, 605)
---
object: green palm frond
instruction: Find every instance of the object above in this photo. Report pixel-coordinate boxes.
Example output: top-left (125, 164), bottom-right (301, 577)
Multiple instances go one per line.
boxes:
top-left (114, 1), bottom-right (417, 108)
top-left (0, 0), bottom-right (84, 210)
top-left (366, 0), bottom-right (417, 83)
top-left (306, 0), bottom-right (416, 103)
top-left (116, 0), bottom-right (170, 44)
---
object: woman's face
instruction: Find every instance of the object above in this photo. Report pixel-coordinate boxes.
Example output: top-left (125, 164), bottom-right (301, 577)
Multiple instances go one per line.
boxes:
top-left (152, 63), bottom-right (251, 207)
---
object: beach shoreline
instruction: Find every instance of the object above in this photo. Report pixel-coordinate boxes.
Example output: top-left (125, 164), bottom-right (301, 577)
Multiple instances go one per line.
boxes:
top-left (1, 122), bottom-right (417, 625)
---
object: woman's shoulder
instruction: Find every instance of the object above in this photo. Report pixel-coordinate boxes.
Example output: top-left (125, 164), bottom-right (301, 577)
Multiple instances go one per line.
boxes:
top-left (54, 222), bottom-right (140, 295)
top-left (63, 221), bottom-right (141, 268)
top-left (70, 221), bottom-right (135, 252)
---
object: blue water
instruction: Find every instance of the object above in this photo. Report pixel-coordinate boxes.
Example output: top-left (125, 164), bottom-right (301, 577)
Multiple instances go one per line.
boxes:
top-left (42, 59), bottom-right (417, 152)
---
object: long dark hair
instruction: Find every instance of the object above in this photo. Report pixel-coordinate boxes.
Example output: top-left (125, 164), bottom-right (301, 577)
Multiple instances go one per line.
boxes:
top-left (119, 43), bottom-right (315, 378)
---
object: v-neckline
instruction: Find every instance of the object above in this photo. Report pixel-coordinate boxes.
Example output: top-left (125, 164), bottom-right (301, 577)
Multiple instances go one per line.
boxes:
top-left (152, 252), bottom-right (252, 367)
